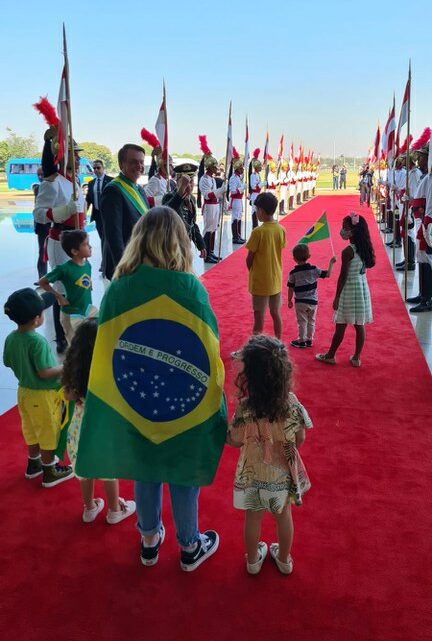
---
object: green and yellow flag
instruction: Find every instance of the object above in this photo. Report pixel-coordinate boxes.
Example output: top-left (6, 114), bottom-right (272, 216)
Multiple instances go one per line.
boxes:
top-left (298, 212), bottom-right (330, 244)
top-left (75, 265), bottom-right (227, 486)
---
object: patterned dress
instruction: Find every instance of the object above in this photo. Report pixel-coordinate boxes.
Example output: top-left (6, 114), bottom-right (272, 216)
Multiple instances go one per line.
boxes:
top-left (334, 243), bottom-right (373, 325)
top-left (229, 393), bottom-right (312, 513)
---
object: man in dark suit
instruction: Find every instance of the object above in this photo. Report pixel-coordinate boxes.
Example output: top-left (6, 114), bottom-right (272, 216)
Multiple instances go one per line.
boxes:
top-left (86, 159), bottom-right (113, 272)
top-left (100, 144), bottom-right (150, 280)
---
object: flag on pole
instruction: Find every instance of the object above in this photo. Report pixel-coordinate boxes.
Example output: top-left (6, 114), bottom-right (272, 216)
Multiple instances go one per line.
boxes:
top-left (243, 117), bottom-right (250, 173)
top-left (298, 212), bottom-right (330, 244)
top-left (395, 69), bottom-right (410, 155)
top-left (373, 124), bottom-right (381, 163)
top-left (263, 129), bottom-right (269, 162)
top-left (56, 65), bottom-right (68, 167)
top-left (155, 81), bottom-right (168, 165)
top-left (277, 134), bottom-right (284, 161)
top-left (76, 268), bottom-right (227, 486)
top-left (386, 96), bottom-right (397, 165)
top-left (289, 143), bottom-right (294, 168)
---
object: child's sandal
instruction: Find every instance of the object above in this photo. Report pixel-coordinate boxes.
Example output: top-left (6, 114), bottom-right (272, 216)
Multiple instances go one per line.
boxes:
top-left (315, 353), bottom-right (336, 365)
top-left (269, 543), bottom-right (293, 575)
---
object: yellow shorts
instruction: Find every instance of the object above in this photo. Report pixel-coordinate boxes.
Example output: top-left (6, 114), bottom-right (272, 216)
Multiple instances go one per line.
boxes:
top-left (17, 388), bottom-right (61, 451)
top-left (252, 293), bottom-right (281, 313)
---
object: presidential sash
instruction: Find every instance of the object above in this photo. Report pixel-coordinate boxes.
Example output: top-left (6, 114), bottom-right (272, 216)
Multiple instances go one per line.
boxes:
top-left (111, 175), bottom-right (149, 216)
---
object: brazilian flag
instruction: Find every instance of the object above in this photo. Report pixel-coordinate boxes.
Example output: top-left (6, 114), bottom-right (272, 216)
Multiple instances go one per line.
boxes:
top-left (75, 265), bottom-right (227, 486)
top-left (298, 212), bottom-right (330, 244)
top-left (55, 390), bottom-right (75, 460)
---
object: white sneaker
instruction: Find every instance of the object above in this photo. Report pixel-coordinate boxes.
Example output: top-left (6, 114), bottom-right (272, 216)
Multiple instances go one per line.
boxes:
top-left (106, 498), bottom-right (136, 525)
top-left (83, 498), bottom-right (105, 523)
top-left (246, 542), bottom-right (268, 575)
top-left (269, 543), bottom-right (293, 575)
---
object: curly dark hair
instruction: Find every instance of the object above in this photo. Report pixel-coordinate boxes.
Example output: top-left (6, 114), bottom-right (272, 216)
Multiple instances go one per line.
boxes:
top-left (344, 215), bottom-right (376, 269)
top-left (235, 335), bottom-right (293, 423)
top-left (61, 318), bottom-right (98, 399)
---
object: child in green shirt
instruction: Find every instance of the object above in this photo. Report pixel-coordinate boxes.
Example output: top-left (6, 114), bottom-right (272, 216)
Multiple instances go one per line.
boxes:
top-left (3, 288), bottom-right (74, 486)
top-left (39, 230), bottom-right (97, 345)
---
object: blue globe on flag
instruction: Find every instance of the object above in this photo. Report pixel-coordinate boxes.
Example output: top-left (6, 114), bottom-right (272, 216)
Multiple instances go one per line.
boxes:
top-left (113, 319), bottom-right (210, 422)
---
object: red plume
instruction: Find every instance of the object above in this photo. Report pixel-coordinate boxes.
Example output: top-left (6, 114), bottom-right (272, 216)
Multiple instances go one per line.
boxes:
top-left (412, 127), bottom-right (431, 151)
top-left (252, 148), bottom-right (260, 159)
top-left (233, 147), bottom-right (239, 159)
top-left (294, 156), bottom-right (299, 164)
top-left (33, 96), bottom-right (59, 126)
top-left (398, 134), bottom-right (413, 156)
top-left (267, 154), bottom-right (273, 161)
top-left (199, 135), bottom-right (212, 155)
top-left (140, 128), bottom-right (160, 149)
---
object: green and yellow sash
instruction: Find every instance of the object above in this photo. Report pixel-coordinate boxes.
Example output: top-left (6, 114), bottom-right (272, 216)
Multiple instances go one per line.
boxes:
top-left (111, 174), bottom-right (149, 216)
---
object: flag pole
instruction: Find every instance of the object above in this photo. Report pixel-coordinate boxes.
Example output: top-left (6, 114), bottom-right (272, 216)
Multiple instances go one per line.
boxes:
top-left (217, 101), bottom-right (232, 261)
top-left (62, 24), bottom-right (79, 229)
top-left (403, 62), bottom-right (411, 301)
top-left (326, 212), bottom-right (335, 256)
top-left (243, 116), bottom-right (248, 241)
top-left (163, 80), bottom-right (170, 193)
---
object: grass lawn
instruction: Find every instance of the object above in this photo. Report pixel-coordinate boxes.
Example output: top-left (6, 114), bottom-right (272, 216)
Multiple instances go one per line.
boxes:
top-left (317, 171), bottom-right (359, 189)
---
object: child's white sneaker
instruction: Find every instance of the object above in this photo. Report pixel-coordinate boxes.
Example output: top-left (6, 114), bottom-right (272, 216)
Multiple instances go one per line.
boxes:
top-left (106, 498), bottom-right (136, 525)
top-left (246, 542), bottom-right (268, 575)
top-left (269, 543), bottom-right (293, 575)
top-left (83, 498), bottom-right (105, 523)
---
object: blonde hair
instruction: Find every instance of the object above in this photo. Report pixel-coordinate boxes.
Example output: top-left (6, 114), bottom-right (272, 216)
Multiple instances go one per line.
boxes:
top-left (114, 206), bottom-right (194, 278)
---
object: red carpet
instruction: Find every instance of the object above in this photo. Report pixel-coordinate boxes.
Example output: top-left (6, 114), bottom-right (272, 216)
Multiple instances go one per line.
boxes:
top-left (1, 196), bottom-right (431, 641)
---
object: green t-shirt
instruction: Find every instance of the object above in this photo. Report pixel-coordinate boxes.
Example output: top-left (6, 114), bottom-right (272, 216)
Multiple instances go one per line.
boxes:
top-left (46, 259), bottom-right (92, 316)
top-left (3, 330), bottom-right (60, 390)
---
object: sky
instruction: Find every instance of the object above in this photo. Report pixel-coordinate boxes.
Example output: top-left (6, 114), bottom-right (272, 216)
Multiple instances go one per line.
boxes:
top-left (1, 0), bottom-right (431, 160)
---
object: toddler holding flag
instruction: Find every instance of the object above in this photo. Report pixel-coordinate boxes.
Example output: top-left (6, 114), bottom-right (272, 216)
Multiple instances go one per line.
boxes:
top-left (316, 213), bottom-right (375, 367)
top-left (288, 244), bottom-right (336, 348)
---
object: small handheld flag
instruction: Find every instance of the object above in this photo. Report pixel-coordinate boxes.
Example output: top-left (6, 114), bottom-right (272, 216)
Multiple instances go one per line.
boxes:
top-left (298, 212), bottom-right (330, 244)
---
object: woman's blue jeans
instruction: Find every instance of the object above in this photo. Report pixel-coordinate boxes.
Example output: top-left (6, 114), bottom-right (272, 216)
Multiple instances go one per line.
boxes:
top-left (135, 481), bottom-right (200, 547)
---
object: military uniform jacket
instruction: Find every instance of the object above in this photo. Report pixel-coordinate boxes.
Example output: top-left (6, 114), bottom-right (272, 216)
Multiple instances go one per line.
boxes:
top-left (162, 189), bottom-right (205, 251)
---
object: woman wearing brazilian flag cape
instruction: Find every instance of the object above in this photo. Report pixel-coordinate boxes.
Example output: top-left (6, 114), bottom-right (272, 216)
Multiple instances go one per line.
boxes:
top-left (76, 207), bottom-right (227, 571)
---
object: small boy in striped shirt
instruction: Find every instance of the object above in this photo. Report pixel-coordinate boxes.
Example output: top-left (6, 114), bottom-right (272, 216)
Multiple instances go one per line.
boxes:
top-left (288, 244), bottom-right (336, 348)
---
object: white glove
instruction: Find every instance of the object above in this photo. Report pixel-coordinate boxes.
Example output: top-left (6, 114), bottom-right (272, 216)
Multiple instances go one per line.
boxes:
top-left (215, 184), bottom-right (227, 198)
top-left (401, 194), bottom-right (410, 202)
top-left (259, 181), bottom-right (266, 188)
top-left (52, 197), bottom-right (79, 223)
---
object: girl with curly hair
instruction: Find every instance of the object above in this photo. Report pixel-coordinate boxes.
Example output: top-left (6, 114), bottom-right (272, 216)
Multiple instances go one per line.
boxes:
top-left (227, 335), bottom-right (313, 575)
top-left (62, 319), bottom-right (135, 524)
top-left (316, 213), bottom-right (375, 367)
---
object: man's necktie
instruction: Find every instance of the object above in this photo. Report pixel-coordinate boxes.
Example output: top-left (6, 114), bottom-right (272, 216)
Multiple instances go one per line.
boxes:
top-left (96, 178), bottom-right (101, 210)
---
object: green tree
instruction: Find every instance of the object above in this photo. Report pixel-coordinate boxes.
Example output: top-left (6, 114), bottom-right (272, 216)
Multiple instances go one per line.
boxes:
top-left (0, 140), bottom-right (9, 172)
top-left (78, 142), bottom-right (117, 172)
top-left (4, 128), bottom-right (39, 159)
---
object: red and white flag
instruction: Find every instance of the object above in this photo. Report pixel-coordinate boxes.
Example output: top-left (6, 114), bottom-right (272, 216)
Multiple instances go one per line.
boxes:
top-left (277, 134), bottom-right (284, 161)
top-left (243, 117), bottom-right (250, 173)
top-left (386, 98), bottom-right (397, 164)
top-left (263, 129), bottom-right (269, 163)
top-left (395, 70), bottom-right (410, 156)
top-left (373, 124), bottom-right (380, 163)
top-left (155, 81), bottom-right (168, 165)
top-left (56, 65), bottom-right (68, 167)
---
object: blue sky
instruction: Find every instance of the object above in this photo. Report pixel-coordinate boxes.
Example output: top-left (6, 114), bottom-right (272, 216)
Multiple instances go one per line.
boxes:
top-left (1, 0), bottom-right (431, 159)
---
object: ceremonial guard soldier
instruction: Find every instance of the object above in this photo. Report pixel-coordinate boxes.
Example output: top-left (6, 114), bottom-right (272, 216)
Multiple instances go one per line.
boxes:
top-left (397, 145), bottom-right (421, 272)
top-left (141, 128), bottom-right (174, 207)
top-left (288, 161), bottom-right (296, 210)
top-left (228, 151), bottom-right (246, 243)
top-left (279, 160), bottom-right (289, 215)
top-left (266, 159), bottom-right (279, 199)
top-left (249, 149), bottom-right (263, 228)
top-left (34, 100), bottom-right (85, 353)
top-left (198, 135), bottom-right (226, 263)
